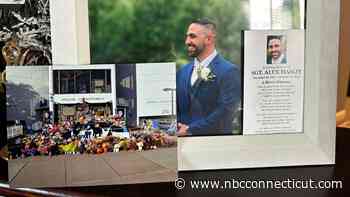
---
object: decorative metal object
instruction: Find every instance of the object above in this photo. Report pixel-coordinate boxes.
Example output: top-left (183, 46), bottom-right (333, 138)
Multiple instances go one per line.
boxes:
top-left (0, 0), bottom-right (52, 65)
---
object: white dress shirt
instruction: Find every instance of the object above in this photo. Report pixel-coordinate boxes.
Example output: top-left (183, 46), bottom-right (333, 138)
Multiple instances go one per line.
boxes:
top-left (191, 49), bottom-right (217, 85)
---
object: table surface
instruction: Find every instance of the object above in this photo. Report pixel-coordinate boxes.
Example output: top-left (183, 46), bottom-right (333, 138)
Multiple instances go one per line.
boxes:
top-left (1, 128), bottom-right (350, 197)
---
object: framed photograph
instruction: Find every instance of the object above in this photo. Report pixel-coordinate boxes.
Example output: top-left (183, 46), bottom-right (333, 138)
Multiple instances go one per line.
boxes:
top-left (7, 0), bottom-right (178, 188)
top-left (7, 64), bottom-right (177, 188)
top-left (178, 0), bottom-right (338, 170)
top-left (116, 106), bottom-right (127, 119)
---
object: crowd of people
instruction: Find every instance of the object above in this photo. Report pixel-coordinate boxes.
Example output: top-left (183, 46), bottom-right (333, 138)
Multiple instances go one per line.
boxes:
top-left (8, 114), bottom-right (177, 160)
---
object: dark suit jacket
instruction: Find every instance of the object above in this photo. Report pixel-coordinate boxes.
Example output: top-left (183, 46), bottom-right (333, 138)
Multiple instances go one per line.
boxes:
top-left (176, 54), bottom-right (241, 136)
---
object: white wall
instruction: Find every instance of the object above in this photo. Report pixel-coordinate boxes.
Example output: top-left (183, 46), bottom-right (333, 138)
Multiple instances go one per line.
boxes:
top-left (136, 62), bottom-right (176, 120)
top-left (50, 0), bottom-right (90, 65)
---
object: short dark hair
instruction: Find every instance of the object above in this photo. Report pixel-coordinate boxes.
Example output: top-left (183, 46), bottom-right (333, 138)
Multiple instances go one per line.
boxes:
top-left (191, 18), bottom-right (216, 34)
top-left (267, 35), bottom-right (283, 43)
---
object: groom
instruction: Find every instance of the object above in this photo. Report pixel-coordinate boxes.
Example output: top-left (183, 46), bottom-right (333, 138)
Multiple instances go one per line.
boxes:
top-left (176, 18), bottom-right (241, 136)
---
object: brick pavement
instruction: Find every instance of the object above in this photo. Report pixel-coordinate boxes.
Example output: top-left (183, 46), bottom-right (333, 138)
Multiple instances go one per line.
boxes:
top-left (8, 147), bottom-right (177, 188)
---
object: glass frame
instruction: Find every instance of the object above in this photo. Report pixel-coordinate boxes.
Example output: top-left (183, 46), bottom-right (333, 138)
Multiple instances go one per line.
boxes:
top-left (178, 0), bottom-right (339, 170)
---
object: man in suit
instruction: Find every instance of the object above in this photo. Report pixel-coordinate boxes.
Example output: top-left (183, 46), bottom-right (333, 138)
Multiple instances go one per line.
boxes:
top-left (176, 18), bottom-right (241, 136)
top-left (266, 35), bottom-right (287, 64)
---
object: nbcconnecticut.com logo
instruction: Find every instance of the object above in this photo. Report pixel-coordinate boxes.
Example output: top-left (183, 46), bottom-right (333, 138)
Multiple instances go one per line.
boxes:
top-left (175, 178), bottom-right (343, 190)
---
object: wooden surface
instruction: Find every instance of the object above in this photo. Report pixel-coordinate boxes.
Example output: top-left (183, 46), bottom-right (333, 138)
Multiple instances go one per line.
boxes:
top-left (337, 100), bottom-right (350, 128)
top-left (337, 0), bottom-right (350, 112)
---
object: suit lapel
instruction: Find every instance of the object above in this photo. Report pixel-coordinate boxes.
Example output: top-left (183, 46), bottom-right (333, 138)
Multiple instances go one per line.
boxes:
top-left (209, 54), bottom-right (220, 74)
top-left (191, 54), bottom-right (221, 97)
top-left (191, 76), bottom-right (202, 91)
top-left (182, 62), bottom-right (194, 105)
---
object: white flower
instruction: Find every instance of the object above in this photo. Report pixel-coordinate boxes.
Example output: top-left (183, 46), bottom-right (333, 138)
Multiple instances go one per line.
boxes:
top-left (198, 66), bottom-right (215, 81)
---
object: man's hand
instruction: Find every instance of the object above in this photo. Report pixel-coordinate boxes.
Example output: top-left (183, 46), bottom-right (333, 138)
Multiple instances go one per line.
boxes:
top-left (177, 123), bottom-right (189, 137)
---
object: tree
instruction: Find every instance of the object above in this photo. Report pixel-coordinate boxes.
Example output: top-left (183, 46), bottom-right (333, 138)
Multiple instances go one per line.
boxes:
top-left (204, 0), bottom-right (248, 67)
top-left (89, 0), bottom-right (249, 67)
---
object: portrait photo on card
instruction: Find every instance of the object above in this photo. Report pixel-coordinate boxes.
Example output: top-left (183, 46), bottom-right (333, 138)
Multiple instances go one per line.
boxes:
top-left (266, 35), bottom-right (287, 65)
top-left (116, 107), bottom-right (126, 119)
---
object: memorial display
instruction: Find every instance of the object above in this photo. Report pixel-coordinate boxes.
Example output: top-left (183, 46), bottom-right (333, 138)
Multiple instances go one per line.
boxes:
top-left (178, 0), bottom-right (337, 172)
top-left (6, 64), bottom-right (177, 188)
top-left (2, 0), bottom-right (338, 189)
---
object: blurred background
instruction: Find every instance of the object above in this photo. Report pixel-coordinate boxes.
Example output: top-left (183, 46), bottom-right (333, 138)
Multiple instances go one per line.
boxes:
top-left (88, 0), bottom-right (304, 68)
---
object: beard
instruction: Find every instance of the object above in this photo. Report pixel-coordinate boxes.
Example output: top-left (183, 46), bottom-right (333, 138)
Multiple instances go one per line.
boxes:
top-left (187, 43), bottom-right (204, 58)
top-left (271, 52), bottom-right (281, 59)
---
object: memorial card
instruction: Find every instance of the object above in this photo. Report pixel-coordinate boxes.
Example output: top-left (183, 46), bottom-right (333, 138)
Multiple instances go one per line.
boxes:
top-left (243, 30), bottom-right (305, 135)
